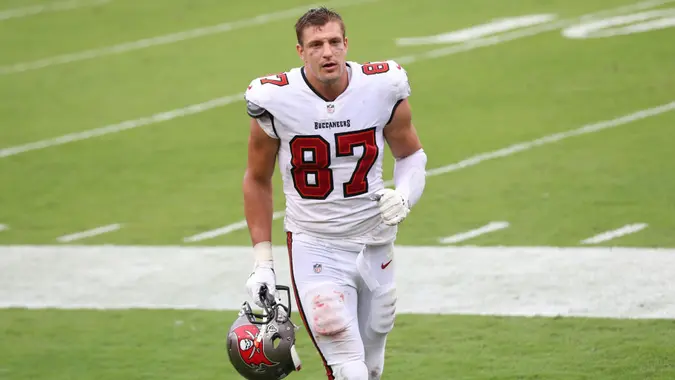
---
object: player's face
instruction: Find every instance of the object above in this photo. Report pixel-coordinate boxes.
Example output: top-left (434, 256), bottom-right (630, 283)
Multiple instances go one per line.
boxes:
top-left (297, 21), bottom-right (348, 84)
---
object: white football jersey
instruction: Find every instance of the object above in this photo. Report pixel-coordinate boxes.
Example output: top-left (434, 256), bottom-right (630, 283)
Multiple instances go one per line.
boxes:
top-left (244, 60), bottom-right (411, 243)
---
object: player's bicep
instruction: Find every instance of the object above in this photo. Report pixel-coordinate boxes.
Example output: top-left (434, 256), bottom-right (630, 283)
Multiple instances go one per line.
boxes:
top-left (246, 118), bottom-right (279, 181)
top-left (384, 99), bottom-right (422, 159)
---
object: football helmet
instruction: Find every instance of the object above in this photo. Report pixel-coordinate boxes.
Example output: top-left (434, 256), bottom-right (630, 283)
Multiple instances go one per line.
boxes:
top-left (226, 285), bottom-right (302, 379)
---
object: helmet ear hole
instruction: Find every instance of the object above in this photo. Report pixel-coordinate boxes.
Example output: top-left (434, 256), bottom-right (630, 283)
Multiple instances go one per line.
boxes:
top-left (272, 333), bottom-right (282, 349)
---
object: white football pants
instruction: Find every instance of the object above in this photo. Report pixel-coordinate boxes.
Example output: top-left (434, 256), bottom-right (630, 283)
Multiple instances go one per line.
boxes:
top-left (285, 231), bottom-right (396, 380)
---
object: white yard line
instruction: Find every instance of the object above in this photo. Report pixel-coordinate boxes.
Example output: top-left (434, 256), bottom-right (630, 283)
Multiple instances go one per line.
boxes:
top-left (181, 212), bottom-right (289, 242)
top-left (0, 93), bottom-right (244, 158)
top-left (423, 101), bottom-right (675, 178)
top-left (56, 223), bottom-right (121, 243)
top-left (439, 221), bottom-right (510, 244)
top-left (394, 0), bottom-right (675, 65)
top-left (186, 99), bottom-right (675, 242)
top-left (0, 0), bottom-right (110, 21)
top-left (183, 211), bottom-right (286, 243)
top-left (0, 0), bottom-right (377, 75)
top-left (581, 223), bottom-right (648, 244)
top-left (2, 245), bottom-right (675, 318)
top-left (1, 0), bottom-right (666, 159)
top-left (0, 224), bottom-right (7, 232)
top-left (395, 14), bottom-right (558, 46)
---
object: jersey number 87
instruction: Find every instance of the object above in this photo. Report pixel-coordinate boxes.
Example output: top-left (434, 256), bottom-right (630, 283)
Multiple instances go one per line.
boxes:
top-left (289, 128), bottom-right (378, 199)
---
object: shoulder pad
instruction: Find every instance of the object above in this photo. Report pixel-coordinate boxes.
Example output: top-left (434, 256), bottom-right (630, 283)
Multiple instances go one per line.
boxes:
top-left (386, 60), bottom-right (411, 100)
top-left (246, 98), bottom-right (266, 118)
top-left (244, 72), bottom-right (291, 117)
top-left (359, 60), bottom-right (411, 101)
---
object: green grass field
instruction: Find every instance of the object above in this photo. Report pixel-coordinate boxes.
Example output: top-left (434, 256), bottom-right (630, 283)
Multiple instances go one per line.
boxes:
top-left (2, 0), bottom-right (675, 378)
top-left (2, 309), bottom-right (675, 380)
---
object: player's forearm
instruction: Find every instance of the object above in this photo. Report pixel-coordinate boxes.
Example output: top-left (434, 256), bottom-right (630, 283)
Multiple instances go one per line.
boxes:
top-left (394, 148), bottom-right (427, 208)
top-left (243, 172), bottom-right (274, 249)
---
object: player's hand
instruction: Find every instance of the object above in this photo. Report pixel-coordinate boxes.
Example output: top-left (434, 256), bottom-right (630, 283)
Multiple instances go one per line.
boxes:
top-left (245, 260), bottom-right (276, 308)
top-left (371, 188), bottom-right (410, 226)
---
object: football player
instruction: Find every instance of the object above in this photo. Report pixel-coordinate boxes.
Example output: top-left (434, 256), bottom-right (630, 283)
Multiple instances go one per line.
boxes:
top-left (242, 6), bottom-right (427, 380)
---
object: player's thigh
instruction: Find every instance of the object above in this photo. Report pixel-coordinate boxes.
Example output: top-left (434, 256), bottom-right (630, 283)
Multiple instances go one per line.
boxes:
top-left (354, 243), bottom-right (397, 378)
top-left (286, 232), bottom-right (364, 365)
top-left (358, 242), bottom-right (397, 337)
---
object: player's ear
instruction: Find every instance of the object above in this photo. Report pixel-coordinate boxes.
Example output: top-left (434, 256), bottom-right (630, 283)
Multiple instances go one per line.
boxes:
top-left (296, 43), bottom-right (303, 59)
top-left (344, 36), bottom-right (348, 51)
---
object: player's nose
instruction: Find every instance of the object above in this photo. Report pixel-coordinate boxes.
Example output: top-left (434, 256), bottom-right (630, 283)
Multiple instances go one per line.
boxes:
top-left (321, 42), bottom-right (333, 57)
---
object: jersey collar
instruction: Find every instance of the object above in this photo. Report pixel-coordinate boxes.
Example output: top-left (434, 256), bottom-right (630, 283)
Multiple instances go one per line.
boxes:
top-left (301, 63), bottom-right (352, 102)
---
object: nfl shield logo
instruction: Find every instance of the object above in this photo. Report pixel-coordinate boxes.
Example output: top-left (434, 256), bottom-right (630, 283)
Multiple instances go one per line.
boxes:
top-left (313, 263), bottom-right (322, 273)
top-left (326, 104), bottom-right (335, 114)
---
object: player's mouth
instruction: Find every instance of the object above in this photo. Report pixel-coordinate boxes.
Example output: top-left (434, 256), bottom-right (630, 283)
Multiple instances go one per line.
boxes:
top-left (322, 62), bottom-right (338, 71)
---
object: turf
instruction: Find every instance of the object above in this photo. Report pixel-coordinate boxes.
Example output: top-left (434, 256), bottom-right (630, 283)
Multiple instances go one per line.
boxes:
top-left (1, 309), bottom-right (674, 379)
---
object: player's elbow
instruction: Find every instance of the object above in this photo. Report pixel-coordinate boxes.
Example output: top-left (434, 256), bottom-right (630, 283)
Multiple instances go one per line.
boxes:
top-left (243, 168), bottom-right (273, 190)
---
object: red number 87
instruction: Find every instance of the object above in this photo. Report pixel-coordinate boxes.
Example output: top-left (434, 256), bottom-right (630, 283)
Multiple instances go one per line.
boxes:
top-left (289, 128), bottom-right (378, 199)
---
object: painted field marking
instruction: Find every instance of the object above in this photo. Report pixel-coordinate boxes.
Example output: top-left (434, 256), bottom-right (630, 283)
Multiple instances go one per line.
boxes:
top-left (0, 0), bottom-right (110, 21)
top-left (56, 223), bottom-right (122, 243)
top-left (394, 0), bottom-right (675, 65)
top-left (0, 93), bottom-right (244, 158)
top-left (563, 8), bottom-right (675, 39)
top-left (423, 101), bottom-right (675, 177)
top-left (2, 245), bottom-right (675, 318)
top-left (581, 223), bottom-right (648, 244)
top-left (1, 0), bottom-right (667, 160)
top-left (396, 14), bottom-right (557, 46)
top-left (0, 224), bottom-right (7, 232)
top-left (184, 99), bottom-right (675, 242)
top-left (183, 211), bottom-right (286, 243)
top-left (0, 0), bottom-right (377, 75)
top-left (439, 221), bottom-right (510, 244)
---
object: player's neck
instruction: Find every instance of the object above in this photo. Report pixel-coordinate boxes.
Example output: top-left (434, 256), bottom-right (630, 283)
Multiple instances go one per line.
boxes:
top-left (305, 67), bottom-right (349, 102)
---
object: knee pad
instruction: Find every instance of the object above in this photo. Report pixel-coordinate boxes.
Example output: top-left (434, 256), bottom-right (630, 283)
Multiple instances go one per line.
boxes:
top-left (370, 286), bottom-right (396, 335)
top-left (333, 360), bottom-right (368, 380)
top-left (305, 283), bottom-right (349, 337)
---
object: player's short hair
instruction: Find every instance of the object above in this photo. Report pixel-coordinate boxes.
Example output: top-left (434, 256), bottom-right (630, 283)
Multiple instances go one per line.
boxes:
top-left (294, 7), bottom-right (346, 46)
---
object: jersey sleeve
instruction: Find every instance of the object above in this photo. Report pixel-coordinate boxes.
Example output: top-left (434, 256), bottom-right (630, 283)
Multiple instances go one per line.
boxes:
top-left (387, 60), bottom-right (412, 102)
top-left (244, 78), bottom-right (279, 139)
top-left (384, 60), bottom-right (411, 124)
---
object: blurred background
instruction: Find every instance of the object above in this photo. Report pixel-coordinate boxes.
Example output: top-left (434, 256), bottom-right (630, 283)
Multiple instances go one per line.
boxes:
top-left (1, 0), bottom-right (674, 379)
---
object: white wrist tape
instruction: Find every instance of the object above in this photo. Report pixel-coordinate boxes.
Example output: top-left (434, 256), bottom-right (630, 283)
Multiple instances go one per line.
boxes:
top-left (253, 241), bottom-right (273, 267)
top-left (394, 148), bottom-right (427, 208)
